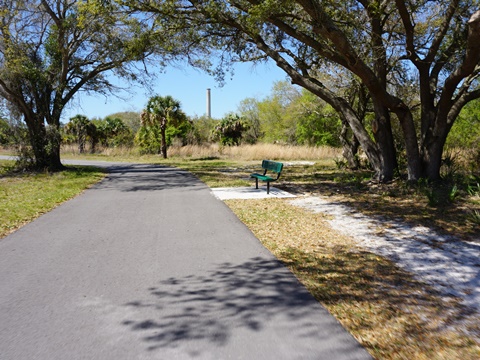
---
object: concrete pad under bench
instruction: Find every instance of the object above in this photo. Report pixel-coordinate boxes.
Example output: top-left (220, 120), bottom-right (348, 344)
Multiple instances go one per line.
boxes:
top-left (212, 186), bottom-right (297, 200)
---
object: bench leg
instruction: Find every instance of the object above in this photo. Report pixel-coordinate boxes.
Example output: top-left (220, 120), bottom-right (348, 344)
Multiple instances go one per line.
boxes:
top-left (267, 182), bottom-right (270, 194)
top-left (255, 178), bottom-right (259, 189)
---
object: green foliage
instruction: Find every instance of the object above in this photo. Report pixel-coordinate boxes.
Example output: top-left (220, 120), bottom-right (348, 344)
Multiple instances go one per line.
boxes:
top-left (334, 157), bottom-right (348, 169)
top-left (237, 98), bottom-right (262, 144)
top-left (295, 102), bottom-right (342, 147)
top-left (423, 186), bottom-right (440, 207)
top-left (448, 185), bottom-right (459, 203)
top-left (95, 117), bottom-right (134, 147)
top-left (135, 124), bottom-right (162, 154)
top-left (0, 118), bottom-right (14, 146)
top-left (64, 115), bottom-right (96, 153)
top-left (63, 114), bottom-right (135, 152)
top-left (165, 120), bottom-right (193, 146)
top-left (466, 210), bottom-right (480, 226)
top-left (256, 81), bottom-right (295, 143)
top-left (188, 116), bottom-right (218, 144)
top-left (107, 112), bottom-right (142, 134)
top-left (467, 176), bottom-right (480, 197)
top-left (144, 95), bottom-right (183, 126)
top-left (440, 152), bottom-right (460, 181)
top-left (237, 82), bottom-right (342, 146)
top-left (213, 114), bottom-right (249, 146)
top-left (446, 100), bottom-right (480, 149)
top-left (447, 100), bottom-right (480, 176)
top-left (136, 95), bottom-right (187, 156)
top-left (417, 178), bottom-right (463, 207)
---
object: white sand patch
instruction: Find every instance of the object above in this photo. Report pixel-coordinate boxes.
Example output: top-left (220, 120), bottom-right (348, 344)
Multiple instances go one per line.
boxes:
top-left (283, 161), bottom-right (316, 166)
top-left (290, 196), bottom-right (480, 317)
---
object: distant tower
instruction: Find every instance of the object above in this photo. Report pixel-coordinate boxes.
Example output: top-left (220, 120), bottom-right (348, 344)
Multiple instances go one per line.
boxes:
top-left (206, 88), bottom-right (211, 118)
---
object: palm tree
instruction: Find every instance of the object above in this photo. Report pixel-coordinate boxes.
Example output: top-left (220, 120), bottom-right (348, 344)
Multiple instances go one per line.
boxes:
top-left (144, 95), bottom-right (184, 158)
top-left (65, 115), bottom-right (96, 154)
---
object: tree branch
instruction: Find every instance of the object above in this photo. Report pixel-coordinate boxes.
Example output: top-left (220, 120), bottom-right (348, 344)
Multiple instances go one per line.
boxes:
top-left (425, 0), bottom-right (460, 63)
top-left (394, 0), bottom-right (418, 63)
top-left (439, 10), bottom-right (480, 111)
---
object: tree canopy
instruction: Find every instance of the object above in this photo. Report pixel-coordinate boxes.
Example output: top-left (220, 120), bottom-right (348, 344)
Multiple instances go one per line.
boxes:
top-left (127, 0), bottom-right (480, 181)
top-left (237, 81), bottom-right (342, 147)
top-left (0, 0), bottom-right (172, 169)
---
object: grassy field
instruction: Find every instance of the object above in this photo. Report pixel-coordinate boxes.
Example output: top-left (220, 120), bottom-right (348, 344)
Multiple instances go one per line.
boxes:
top-left (1, 144), bottom-right (479, 359)
top-left (0, 160), bottom-right (105, 238)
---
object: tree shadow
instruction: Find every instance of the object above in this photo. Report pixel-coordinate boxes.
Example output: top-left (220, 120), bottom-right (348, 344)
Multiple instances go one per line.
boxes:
top-left (121, 256), bottom-right (370, 358)
top-left (280, 168), bottom-right (479, 242)
top-left (94, 164), bottom-right (207, 193)
top-left (276, 245), bottom-right (480, 349)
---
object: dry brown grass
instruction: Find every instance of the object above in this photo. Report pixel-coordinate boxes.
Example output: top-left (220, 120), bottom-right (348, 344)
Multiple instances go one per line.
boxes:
top-left (61, 144), bottom-right (140, 157)
top-left (168, 143), bottom-right (341, 161)
top-left (227, 198), bottom-right (480, 359)
top-left (61, 143), bottom-right (341, 162)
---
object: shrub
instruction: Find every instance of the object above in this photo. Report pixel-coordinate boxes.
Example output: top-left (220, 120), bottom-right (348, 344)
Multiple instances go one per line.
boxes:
top-left (213, 114), bottom-right (250, 146)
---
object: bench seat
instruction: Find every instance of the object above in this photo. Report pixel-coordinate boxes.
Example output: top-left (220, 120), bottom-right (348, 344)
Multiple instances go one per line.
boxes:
top-left (250, 174), bottom-right (275, 182)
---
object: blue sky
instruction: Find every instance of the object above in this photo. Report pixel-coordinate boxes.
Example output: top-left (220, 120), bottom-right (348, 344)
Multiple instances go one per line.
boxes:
top-left (62, 60), bottom-right (288, 122)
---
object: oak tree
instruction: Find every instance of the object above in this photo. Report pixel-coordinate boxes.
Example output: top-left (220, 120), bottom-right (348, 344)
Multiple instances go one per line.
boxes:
top-left (0, 0), bottom-right (163, 169)
top-left (126, 0), bottom-right (480, 181)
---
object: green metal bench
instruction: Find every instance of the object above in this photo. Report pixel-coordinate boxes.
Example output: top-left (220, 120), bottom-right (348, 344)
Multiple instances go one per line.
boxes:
top-left (250, 160), bottom-right (283, 194)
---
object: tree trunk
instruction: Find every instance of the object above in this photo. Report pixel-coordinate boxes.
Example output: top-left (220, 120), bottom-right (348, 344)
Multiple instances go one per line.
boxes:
top-left (422, 145), bottom-right (443, 180)
top-left (336, 103), bottom-right (383, 179)
top-left (420, 124), bottom-right (448, 180)
top-left (47, 126), bottom-right (63, 171)
top-left (160, 125), bottom-right (167, 159)
top-left (372, 102), bottom-right (396, 182)
top-left (24, 113), bottom-right (64, 171)
top-left (29, 124), bottom-right (49, 169)
top-left (78, 132), bottom-right (86, 154)
top-left (340, 118), bottom-right (360, 169)
top-left (396, 109), bottom-right (422, 181)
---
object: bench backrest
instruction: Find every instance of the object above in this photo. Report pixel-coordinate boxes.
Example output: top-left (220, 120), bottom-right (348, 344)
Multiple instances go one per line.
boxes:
top-left (262, 160), bottom-right (283, 174)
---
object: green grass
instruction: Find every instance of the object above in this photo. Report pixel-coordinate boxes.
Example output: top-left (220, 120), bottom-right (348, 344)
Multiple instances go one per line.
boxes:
top-left (174, 160), bottom-right (254, 187)
top-left (0, 161), bottom-right (105, 238)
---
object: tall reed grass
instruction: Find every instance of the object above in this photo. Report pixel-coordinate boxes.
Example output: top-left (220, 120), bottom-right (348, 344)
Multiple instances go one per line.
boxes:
top-left (61, 143), bottom-right (341, 162)
top-left (168, 143), bottom-right (341, 161)
top-left (61, 144), bottom-right (141, 157)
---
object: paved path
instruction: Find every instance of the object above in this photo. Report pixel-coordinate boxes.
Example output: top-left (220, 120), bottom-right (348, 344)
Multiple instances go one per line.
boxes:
top-left (0, 162), bottom-right (372, 359)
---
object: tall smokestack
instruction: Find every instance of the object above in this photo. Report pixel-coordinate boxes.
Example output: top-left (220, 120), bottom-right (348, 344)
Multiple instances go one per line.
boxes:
top-left (206, 88), bottom-right (211, 118)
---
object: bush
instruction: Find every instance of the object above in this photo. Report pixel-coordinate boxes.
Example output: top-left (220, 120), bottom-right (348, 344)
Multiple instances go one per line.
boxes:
top-left (295, 105), bottom-right (342, 147)
top-left (95, 117), bottom-right (134, 148)
top-left (213, 114), bottom-right (249, 146)
top-left (135, 125), bottom-right (162, 154)
top-left (165, 120), bottom-right (193, 146)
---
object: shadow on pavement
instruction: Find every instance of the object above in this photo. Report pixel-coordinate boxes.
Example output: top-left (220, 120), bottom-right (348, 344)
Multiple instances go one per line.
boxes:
top-left (94, 164), bottom-right (206, 193)
top-left (121, 257), bottom-right (368, 358)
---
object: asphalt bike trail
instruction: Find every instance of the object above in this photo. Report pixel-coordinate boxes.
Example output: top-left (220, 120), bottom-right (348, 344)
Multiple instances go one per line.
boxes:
top-left (0, 162), bottom-right (372, 359)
